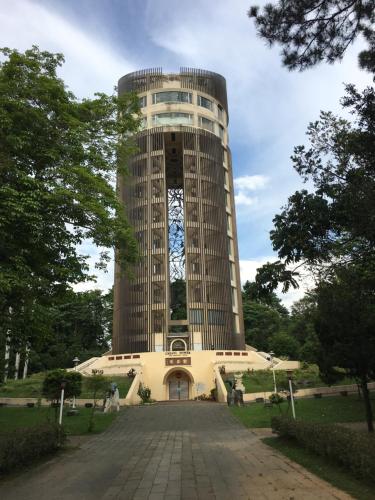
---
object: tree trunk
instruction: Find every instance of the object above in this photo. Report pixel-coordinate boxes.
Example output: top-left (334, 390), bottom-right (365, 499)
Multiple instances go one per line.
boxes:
top-left (360, 379), bottom-right (374, 433)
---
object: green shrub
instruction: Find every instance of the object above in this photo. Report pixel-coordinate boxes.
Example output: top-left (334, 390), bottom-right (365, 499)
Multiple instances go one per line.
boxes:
top-left (42, 369), bottom-right (82, 403)
top-left (271, 417), bottom-right (375, 480)
top-left (137, 384), bottom-right (151, 403)
top-left (269, 393), bottom-right (284, 405)
top-left (0, 423), bottom-right (65, 474)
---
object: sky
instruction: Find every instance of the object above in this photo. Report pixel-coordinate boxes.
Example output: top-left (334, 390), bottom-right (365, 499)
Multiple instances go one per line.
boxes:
top-left (1, 0), bottom-right (372, 307)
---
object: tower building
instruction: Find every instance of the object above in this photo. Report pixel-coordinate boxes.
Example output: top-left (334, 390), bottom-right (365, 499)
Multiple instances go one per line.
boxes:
top-left (113, 68), bottom-right (245, 354)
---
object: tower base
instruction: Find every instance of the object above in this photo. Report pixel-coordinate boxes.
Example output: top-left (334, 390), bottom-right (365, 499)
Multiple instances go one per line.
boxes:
top-left (74, 350), bottom-right (299, 404)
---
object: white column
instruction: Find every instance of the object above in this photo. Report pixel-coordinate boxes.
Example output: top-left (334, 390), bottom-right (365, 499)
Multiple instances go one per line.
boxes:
top-left (59, 387), bottom-right (65, 425)
top-left (14, 352), bottom-right (21, 380)
top-left (22, 345), bottom-right (30, 379)
top-left (3, 335), bottom-right (11, 383)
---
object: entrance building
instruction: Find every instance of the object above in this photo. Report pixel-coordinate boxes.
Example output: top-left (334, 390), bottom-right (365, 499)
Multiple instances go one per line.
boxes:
top-left (73, 350), bottom-right (300, 404)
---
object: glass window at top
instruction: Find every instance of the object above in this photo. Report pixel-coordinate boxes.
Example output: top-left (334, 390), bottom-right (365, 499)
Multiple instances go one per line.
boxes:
top-left (139, 95), bottom-right (147, 107)
top-left (197, 95), bottom-right (213, 110)
top-left (217, 104), bottom-right (224, 121)
top-left (153, 113), bottom-right (193, 126)
top-left (198, 116), bottom-right (214, 132)
top-left (152, 91), bottom-right (192, 104)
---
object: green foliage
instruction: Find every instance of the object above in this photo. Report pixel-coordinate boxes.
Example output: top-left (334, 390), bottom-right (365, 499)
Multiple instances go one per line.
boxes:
top-left (85, 371), bottom-right (108, 432)
top-left (0, 423), bottom-right (64, 474)
top-left (0, 373), bottom-right (132, 399)
top-left (85, 372), bottom-right (108, 403)
top-left (242, 280), bottom-right (288, 315)
top-left (255, 84), bottom-right (375, 293)
top-left (243, 300), bottom-right (282, 351)
top-left (271, 417), bottom-right (375, 481)
top-left (13, 288), bottom-right (114, 374)
top-left (0, 46), bottom-right (140, 353)
top-left (314, 265), bottom-right (375, 431)
top-left (269, 392), bottom-right (284, 405)
top-left (137, 383), bottom-right (151, 403)
top-left (243, 282), bottom-right (321, 362)
top-left (42, 369), bottom-right (82, 402)
top-left (0, 407), bottom-right (116, 436)
top-left (248, 1), bottom-right (375, 73)
top-left (269, 332), bottom-right (300, 359)
top-left (241, 365), bottom-right (353, 394)
top-left (252, 83), bottom-right (375, 423)
top-left (170, 279), bottom-right (187, 320)
top-left (231, 394), bottom-right (375, 428)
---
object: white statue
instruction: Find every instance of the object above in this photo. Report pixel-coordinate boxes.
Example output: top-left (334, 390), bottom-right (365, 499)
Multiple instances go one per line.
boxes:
top-left (104, 382), bottom-right (120, 413)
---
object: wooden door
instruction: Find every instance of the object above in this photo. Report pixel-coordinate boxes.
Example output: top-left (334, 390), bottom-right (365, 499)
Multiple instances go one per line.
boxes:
top-left (169, 375), bottom-right (189, 400)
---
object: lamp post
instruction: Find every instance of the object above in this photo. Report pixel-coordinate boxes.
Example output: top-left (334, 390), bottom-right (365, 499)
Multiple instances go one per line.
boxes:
top-left (59, 380), bottom-right (67, 426)
top-left (286, 369), bottom-right (296, 419)
top-left (269, 351), bottom-right (277, 393)
top-left (72, 356), bottom-right (80, 409)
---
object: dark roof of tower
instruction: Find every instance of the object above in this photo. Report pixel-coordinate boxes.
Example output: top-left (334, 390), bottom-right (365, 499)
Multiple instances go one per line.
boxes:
top-left (118, 67), bottom-right (228, 115)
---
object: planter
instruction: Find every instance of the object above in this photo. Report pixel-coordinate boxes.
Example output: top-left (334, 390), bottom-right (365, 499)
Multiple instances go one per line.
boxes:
top-left (26, 402), bottom-right (35, 408)
top-left (340, 390), bottom-right (348, 396)
top-left (255, 397), bottom-right (264, 403)
top-left (314, 393), bottom-right (322, 399)
top-left (85, 403), bottom-right (93, 408)
top-left (67, 409), bottom-right (79, 416)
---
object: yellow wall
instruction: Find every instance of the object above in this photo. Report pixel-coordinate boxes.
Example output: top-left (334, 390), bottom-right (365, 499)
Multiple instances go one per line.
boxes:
top-left (75, 349), bottom-right (299, 403)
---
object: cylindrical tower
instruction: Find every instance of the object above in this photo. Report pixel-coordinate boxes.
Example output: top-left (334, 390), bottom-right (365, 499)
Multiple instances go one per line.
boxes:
top-left (113, 68), bottom-right (245, 354)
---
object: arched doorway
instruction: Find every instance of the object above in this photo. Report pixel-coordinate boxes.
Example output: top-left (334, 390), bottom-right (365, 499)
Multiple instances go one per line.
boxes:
top-left (170, 338), bottom-right (187, 351)
top-left (167, 370), bottom-right (190, 400)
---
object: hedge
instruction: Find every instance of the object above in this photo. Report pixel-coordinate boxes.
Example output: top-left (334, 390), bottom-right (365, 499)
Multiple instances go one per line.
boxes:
top-left (0, 423), bottom-right (65, 474)
top-left (271, 416), bottom-right (375, 481)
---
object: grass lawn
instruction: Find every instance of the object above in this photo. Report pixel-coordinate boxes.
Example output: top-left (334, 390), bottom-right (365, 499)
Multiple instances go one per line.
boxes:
top-left (240, 365), bottom-right (354, 393)
top-left (0, 406), bottom-right (118, 435)
top-left (0, 373), bottom-right (133, 400)
top-left (230, 394), bottom-right (374, 428)
top-left (263, 436), bottom-right (375, 500)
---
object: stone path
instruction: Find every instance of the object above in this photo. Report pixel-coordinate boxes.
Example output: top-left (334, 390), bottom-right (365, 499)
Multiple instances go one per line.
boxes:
top-left (1, 403), bottom-right (352, 499)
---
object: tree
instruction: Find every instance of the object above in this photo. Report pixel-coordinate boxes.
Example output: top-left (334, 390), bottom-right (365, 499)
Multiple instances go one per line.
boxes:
top-left (242, 280), bottom-right (293, 353)
top-left (0, 47), bottom-right (139, 350)
top-left (255, 84), bottom-right (375, 294)
top-left (248, 1), bottom-right (375, 73)
top-left (170, 279), bottom-right (187, 320)
top-left (243, 280), bottom-right (289, 316)
top-left (269, 332), bottom-right (300, 359)
top-left (243, 301), bottom-right (282, 351)
top-left (314, 265), bottom-right (375, 432)
top-left (28, 288), bottom-right (113, 373)
top-left (286, 293), bottom-right (321, 363)
top-left (85, 370), bottom-right (108, 432)
top-left (42, 369), bottom-right (82, 420)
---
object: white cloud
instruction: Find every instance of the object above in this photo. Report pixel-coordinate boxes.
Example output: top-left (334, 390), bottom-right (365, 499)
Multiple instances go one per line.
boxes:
top-left (147, 0), bottom-right (373, 261)
top-left (235, 192), bottom-right (258, 206)
top-left (234, 175), bottom-right (269, 190)
top-left (0, 0), bottom-right (134, 97)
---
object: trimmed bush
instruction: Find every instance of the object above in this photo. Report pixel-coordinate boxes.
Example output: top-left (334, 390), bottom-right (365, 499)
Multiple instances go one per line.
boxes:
top-left (271, 417), bottom-right (375, 480)
top-left (0, 423), bottom-right (65, 474)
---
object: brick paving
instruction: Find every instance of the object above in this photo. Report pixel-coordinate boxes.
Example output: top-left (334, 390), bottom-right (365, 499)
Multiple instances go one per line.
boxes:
top-left (1, 402), bottom-right (352, 499)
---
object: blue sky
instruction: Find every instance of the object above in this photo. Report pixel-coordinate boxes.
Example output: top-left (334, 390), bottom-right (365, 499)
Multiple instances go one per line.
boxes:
top-left (2, 0), bottom-right (372, 306)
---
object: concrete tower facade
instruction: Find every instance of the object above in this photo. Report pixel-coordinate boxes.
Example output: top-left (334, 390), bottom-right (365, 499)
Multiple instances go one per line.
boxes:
top-left (113, 68), bottom-right (245, 354)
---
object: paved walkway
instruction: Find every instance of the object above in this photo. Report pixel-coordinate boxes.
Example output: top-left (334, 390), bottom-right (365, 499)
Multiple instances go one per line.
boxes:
top-left (1, 403), bottom-right (352, 500)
